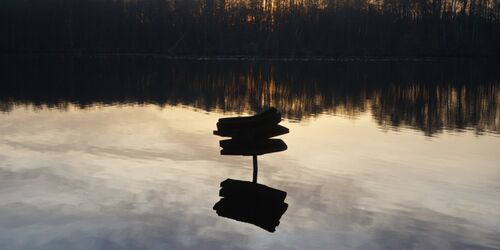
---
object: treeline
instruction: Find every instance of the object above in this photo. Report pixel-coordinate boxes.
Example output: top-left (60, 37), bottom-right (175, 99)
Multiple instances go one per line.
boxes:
top-left (0, 0), bottom-right (499, 57)
top-left (0, 56), bottom-right (498, 135)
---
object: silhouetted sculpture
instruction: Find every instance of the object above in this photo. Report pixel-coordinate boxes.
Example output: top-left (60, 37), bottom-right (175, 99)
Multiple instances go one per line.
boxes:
top-left (213, 179), bottom-right (288, 232)
top-left (214, 107), bottom-right (289, 182)
top-left (213, 107), bottom-right (290, 232)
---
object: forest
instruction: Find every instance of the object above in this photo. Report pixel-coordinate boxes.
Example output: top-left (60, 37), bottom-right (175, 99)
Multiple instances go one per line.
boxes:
top-left (1, 0), bottom-right (499, 57)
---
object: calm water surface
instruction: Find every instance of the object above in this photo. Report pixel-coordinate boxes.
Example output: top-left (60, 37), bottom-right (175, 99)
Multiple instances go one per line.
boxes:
top-left (0, 57), bottom-right (499, 250)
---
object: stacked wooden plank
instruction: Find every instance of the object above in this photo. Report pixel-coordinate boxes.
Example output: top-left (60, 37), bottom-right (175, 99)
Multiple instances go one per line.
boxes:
top-left (213, 107), bottom-right (289, 155)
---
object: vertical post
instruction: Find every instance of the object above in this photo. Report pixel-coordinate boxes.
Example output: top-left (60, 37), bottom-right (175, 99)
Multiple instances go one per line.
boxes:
top-left (252, 155), bottom-right (258, 183)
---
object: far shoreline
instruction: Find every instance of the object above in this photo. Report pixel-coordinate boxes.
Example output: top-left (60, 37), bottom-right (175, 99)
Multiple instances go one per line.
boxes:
top-left (1, 52), bottom-right (497, 62)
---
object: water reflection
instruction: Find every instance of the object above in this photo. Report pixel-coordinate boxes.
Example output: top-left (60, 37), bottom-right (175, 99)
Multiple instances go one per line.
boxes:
top-left (372, 84), bottom-right (499, 135)
top-left (0, 104), bottom-right (499, 249)
top-left (213, 179), bottom-right (288, 233)
top-left (0, 56), bottom-right (498, 136)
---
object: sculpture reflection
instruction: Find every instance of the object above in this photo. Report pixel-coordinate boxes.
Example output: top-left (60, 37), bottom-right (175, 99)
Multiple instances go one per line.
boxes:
top-left (213, 179), bottom-right (288, 232)
top-left (213, 108), bottom-right (289, 232)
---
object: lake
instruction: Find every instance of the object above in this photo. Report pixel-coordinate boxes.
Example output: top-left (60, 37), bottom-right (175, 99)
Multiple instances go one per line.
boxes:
top-left (0, 56), bottom-right (499, 250)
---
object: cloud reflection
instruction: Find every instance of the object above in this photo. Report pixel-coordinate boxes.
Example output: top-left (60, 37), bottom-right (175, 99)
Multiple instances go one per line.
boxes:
top-left (0, 100), bottom-right (499, 249)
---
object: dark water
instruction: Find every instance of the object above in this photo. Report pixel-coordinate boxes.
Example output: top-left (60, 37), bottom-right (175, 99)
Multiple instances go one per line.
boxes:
top-left (0, 56), bottom-right (499, 250)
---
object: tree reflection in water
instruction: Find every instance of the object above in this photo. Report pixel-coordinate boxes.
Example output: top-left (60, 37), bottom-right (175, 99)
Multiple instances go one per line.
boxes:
top-left (0, 56), bottom-right (498, 136)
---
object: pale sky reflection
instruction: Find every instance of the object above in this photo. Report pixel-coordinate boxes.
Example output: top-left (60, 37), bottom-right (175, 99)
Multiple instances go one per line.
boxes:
top-left (0, 104), bottom-right (499, 250)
